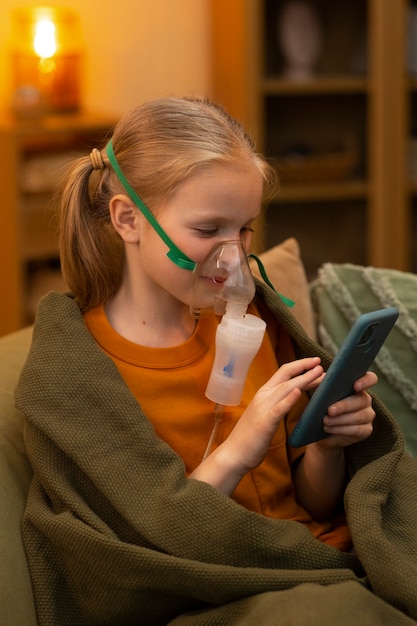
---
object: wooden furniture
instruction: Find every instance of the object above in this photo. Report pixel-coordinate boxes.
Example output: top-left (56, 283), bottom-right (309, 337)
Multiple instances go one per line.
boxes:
top-left (0, 111), bottom-right (115, 336)
top-left (211, 0), bottom-right (413, 276)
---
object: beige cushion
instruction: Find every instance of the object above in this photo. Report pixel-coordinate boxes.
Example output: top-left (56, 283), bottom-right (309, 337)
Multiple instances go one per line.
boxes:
top-left (251, 237), bottom-right (316, 340)
top-left (0, 327), bottom-right (36, 625)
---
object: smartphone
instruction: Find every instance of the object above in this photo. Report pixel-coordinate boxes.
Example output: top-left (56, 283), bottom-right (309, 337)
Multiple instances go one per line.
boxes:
top-left (288, 306), bottom-right (399, 447)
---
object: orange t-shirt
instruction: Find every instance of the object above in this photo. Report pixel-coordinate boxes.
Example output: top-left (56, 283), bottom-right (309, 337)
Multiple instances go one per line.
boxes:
top-left (84, 303), bottom-right (351, 551)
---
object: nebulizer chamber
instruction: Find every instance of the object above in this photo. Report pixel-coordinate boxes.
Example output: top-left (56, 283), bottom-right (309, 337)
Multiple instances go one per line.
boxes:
top-left (205, 303), bottom-right (266, 405)
top-left (191, 240), bottom-right (266, 410)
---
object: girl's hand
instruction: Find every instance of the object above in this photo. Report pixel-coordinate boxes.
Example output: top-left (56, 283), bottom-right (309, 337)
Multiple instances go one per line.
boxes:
top-left (294, 370), bottom-right (378, 519)
top-left (226, 356), bottom-right (324, 472)
top-left (317, 370), bottom-right (378, 449)
top-left (189, 357), bottom-right (324, 495)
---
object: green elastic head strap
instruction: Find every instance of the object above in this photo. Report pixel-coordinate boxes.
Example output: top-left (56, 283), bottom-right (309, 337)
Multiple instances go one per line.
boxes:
top-left (248, 254), bottom-right (295, 308)
top-left (105, 140), bottom-right (294, 308)
top-left (105, 139), bottom-right (196, 271)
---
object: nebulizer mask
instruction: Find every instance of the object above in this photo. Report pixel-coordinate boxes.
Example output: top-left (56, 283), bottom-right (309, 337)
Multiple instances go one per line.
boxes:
top-left (190, 240), bottom-right (267, 407)
top-left (106, 140), bottom-right (292, 456)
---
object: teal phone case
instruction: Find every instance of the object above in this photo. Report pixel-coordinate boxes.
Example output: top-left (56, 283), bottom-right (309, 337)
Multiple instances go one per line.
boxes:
top-left (289, 307), bottom-right (399, 447)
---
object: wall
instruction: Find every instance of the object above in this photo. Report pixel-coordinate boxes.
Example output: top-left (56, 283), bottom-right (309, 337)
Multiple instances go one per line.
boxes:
top-left (0, 0), bottom-right (211, 116)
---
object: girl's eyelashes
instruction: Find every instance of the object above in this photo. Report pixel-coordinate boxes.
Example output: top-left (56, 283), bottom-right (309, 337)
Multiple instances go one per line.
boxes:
top-left (192, 226), bottom-right (255, 238)
top-left (193, 228), bottom-right (219, 237)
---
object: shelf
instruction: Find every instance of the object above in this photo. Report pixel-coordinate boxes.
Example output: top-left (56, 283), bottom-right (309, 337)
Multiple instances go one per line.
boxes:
top-left (275, 179), bottom-right (368, 203)
top-left (211, 0), bottom-right (412, 273)
top-left (265, 199), bottom-right (367, 278)
top-left (0, 110), bottom-right (116, 137)
top-left (0, 111), bottom-right (116, 336)
top-left (262, 75), bottom-right (368, 95)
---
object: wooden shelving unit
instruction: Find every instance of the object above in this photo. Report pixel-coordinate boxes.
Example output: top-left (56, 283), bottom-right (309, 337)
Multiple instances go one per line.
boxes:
top-left (0, 111), bottom-right (115, 336)
top-left (210, 0), bottom-right (413, 277)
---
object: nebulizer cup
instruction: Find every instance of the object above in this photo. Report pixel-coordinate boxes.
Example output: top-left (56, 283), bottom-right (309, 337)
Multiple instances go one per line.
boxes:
top-left (190, 239), bottom-right (257, 318)
top-left (205, 307), bottom-right (266, 405)
top-left (191, 240), bottom-right (266, 409)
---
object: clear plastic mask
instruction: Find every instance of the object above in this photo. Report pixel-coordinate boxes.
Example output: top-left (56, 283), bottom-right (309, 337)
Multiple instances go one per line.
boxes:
top-left (190, 240), bottom-right (256, 318)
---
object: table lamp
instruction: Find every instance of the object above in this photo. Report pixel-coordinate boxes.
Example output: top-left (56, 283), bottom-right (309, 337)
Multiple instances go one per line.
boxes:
top-left (10, 6), bottom-right (83, 116)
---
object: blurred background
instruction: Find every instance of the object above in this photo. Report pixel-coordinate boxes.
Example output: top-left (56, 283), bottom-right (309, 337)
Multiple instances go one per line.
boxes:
top-left (0, 0), bottom-right (210, 114)
top-left (0, 0), bottom-right (416, 336)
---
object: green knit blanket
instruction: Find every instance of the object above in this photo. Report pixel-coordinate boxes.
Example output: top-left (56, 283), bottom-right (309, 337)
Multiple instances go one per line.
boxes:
top-left (15, 285), bottom-right (417, 625)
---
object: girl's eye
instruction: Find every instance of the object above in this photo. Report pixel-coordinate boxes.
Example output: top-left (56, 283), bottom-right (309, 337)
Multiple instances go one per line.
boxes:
top-left (240, 226), bottom-right (255, 240)
top-left (194, 228), bottom-right (219, 237)
top-left (193, 226), bottom-right (255, 238)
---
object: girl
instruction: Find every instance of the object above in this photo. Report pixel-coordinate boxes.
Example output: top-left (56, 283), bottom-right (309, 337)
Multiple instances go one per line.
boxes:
top-left (17, 97), bottom-right (401, 626)
top-left (65, 97), bottom-right (375, 525)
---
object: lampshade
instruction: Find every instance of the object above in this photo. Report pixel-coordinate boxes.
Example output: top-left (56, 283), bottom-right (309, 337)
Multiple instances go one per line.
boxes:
top-left (10, 6), bottom-right (83, 115)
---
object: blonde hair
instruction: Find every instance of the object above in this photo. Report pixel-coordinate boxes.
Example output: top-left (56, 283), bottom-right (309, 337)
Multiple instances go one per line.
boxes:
top-left (59, 97), bottom-right (278, 312)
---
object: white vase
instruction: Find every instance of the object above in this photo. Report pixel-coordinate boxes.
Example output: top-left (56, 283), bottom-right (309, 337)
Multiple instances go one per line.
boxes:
top-left (278, 1), bottom-right (322, 80)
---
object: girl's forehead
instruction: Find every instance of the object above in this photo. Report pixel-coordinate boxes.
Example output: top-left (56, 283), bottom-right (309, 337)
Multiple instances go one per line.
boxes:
top-left (158, 167), bottom-right (263, 222)
top-left (172, 168), bottom-right (262, 204)
top-left (178, 163), bottom-right (263, 193)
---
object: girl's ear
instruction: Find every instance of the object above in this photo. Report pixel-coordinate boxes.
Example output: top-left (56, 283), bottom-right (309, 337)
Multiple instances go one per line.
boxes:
top-left (109, 194), bottom-right (140, 244)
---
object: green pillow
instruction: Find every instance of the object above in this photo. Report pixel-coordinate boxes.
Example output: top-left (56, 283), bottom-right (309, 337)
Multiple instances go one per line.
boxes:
top-left (311, 263), bottom-right (417, 458)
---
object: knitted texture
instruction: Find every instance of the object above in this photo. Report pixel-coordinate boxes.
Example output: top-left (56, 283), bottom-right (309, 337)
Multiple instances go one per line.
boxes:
top-left (15, 283), bottom-right (417, 625)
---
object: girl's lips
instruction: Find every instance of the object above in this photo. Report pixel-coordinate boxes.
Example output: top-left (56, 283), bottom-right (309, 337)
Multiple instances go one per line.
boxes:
top-left (213, 267), bottom-right (228, 284)
top-left (200, 273), bottom-right (227, 288)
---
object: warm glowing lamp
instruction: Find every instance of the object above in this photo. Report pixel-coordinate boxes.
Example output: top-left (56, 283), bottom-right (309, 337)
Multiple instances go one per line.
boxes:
top-left (10, 6), bottom-right (83, 115)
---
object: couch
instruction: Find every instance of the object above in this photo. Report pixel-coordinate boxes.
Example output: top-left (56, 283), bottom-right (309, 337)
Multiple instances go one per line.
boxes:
top-left (1, 325), bottom-right (37, 626)
top-left (1, 237), bottom-right (416, 625)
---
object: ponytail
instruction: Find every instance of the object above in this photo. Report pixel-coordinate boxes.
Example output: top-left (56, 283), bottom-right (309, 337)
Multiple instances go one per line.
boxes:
top-left (59, 154), bottom-right (124, 312)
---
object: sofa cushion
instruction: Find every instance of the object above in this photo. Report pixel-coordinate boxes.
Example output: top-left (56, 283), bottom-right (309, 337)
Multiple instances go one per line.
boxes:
top-left (0, 326), bottom-right (36, 625)
top-left (251, 237), bottom-right (316, 340)
top-left (311, 263), bottom-right (417, 458)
